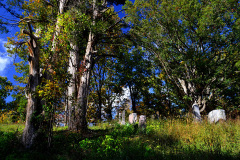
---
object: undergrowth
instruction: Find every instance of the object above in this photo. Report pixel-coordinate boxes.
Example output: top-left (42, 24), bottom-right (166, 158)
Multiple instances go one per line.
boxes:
top-left (0, 119), bottom-right (240, 159)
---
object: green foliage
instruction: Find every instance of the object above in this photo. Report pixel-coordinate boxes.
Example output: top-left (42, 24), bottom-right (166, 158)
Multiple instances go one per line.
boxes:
top-left (124, 0), bottom-right (240, 111)
top-left (0, 76), bottom-right (12, 109)
top-left (115, 46), bottom-right (154, 113)
top-left (0, 131), bottom-right (21, 158)
top-left (1, 119), bottom-right (240, 159)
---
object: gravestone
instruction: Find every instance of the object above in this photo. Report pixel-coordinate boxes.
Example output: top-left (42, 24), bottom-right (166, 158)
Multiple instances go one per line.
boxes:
top-left (192, 102), bottom-right (202, 122)
top-left (208, 109), bottom-right (226, 123)
top-left (139, 115), bottom-right (146, 129)
top-left (119, 113), bottom-right (122, 123)
top-left (129, 113), bottom-right (137, 124)
top-left (151, 115), bottom-right (155, 120)
top-left (121, 110), bottom-right (126, 125)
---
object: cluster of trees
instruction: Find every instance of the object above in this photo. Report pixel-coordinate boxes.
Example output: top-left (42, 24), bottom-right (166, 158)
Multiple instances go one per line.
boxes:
top-left (0, 0), bottom-right (239, 149)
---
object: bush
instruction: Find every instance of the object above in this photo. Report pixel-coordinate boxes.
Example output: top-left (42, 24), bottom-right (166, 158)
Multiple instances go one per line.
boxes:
top-left (0, 110), bottom-right (22, 123)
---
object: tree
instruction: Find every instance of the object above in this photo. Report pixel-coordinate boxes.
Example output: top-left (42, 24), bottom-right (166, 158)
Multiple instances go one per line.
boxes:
top-left (69, 0), bottom-right (126, 131)
top-left (21, 22), bottom-right (42, 149)
top-left (91, 58), bottom-right (107, 121)
top-left (2, 0), bottom-right (128, 149)
top-left (6, 0), bottom-right (66, 148)
top-left (0, 76), bottom-right (12, 109)
top-left (88, 57), bottom-right (124, 121)
top-left (115, 46), bottom-right (153, 113)
top-left (124, 0), bottom-right (240, 119)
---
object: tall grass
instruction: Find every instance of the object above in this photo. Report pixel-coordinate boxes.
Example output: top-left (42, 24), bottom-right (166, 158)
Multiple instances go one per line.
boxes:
top-left (0, 118), bottom-right (240, 159)
top-left (146, 118), bottom-right (240, 159)
top-left (0, 123), bottom-right (25, 132)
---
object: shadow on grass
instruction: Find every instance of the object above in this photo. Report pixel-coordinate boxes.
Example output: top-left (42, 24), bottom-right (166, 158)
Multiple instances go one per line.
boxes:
top-left (0, 126), bottom-right (240, 160)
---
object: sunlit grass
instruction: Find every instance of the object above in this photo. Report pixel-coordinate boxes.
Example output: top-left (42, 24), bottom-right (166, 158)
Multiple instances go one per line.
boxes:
top-left (0, 123), bottom-right (25, 132)
top-left (146, 118), bottom-right (240, 157)
top-left (1, 118), bottom-right (240, 159)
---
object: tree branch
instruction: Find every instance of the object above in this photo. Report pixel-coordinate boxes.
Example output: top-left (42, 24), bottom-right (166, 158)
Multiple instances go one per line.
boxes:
top-left (105, 16), bottom-right (126, 32)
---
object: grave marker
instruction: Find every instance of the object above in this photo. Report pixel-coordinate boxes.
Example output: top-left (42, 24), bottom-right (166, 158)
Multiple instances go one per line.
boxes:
top-left (208, 109), bottom-right (226, 123)
top-left (129, 113), bottom-right (137, 124)
top-left (139, 115), bottom-right (146, 129)
top-left (121, 110), bottom-right (126, 125)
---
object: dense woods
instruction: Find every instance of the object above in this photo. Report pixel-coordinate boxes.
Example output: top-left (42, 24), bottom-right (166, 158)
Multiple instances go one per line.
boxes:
top-left (0, 0), bottom-right (240, 155)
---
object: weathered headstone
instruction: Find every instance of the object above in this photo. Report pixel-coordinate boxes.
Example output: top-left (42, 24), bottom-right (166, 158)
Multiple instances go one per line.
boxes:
top-left (139, 115), bottom-right (146, 129)
top-left (192, 102), bottom-right (202, 122)
top-left (119, 113), bottom-right (122, 123)
top-left (121, 110), bottom-right (125, 125)
top-left (151, 115), bottom-right (155, 120)
top-left (129, 113), bottom-right (137, 124)
top-left (208, 109), bottom-right (226, 123)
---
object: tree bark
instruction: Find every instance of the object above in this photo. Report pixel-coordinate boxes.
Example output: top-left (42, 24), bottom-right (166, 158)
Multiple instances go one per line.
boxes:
top-left (22, 24), bottom-right (42, 149)
top-left (97, 92), bottom-right (102, 121)
top-left (68, 43), bottom-right (79, 130)
top-left (73, 32), bottom-right (94, 131)
top-left (129, 86), bottom-right (137, 113)
top-left (72, 0), bottom-right (99, 132)
top-left (51, 0), bottom-right (66, 53)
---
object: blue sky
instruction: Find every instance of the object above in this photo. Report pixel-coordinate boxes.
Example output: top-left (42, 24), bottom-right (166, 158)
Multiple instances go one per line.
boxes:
top-left (0, 1), bottom-right (134, 103)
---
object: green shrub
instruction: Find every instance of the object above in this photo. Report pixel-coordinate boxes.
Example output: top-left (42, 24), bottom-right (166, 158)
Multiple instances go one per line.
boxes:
top-left (0, 131), bottom-right (21, 159)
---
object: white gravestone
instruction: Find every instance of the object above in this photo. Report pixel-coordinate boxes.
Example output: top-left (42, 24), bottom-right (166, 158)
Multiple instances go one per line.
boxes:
top-left (192, 102), bottom-right (202, 121)
top-left (119, 113), bottom-right (122, 123)
top-left (121, 110), bottom-right (126, 125)
top-left (208, 109), bottom-right (226, 123)
top-left (139, 115), bottom-right (146, 129)
top-left (129, 113), bottom-right (137, 124)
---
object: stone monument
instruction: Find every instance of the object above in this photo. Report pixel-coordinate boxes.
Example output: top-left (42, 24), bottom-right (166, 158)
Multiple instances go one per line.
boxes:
top-left (208, 109), bottom-right (226, 123)
top-left (119, 113), bottom-right (122, 123)
top-left (192, 102), bottom-right (202, 122)
top-left (121, 110), bottom-right (126, 125)
top-left (139, 115), bottom-right (146, 129)
top-left (129, 113), bottom-right (137, 124)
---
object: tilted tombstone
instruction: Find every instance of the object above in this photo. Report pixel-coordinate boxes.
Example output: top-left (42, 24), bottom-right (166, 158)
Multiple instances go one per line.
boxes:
top-left (208, 109), bottom-right (226, 123)
top-left (192, 102), bottom-right (202, 122)
top-left (121, 110), bottom-right (126, 125)
top-left (129, 113), bottom-right (137, 124)
top-left (139, 115), bottom-right (146, 129)
top-left (119, 113), bottom-right (122, 123)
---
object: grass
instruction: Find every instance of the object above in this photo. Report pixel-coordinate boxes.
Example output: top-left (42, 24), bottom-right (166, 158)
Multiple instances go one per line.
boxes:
top-left (0, 119), bottom-right (240, 159)
top-left (0, 123), bottom-right (25, 132)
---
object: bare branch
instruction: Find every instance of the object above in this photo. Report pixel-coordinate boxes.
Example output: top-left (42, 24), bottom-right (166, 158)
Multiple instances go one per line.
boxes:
top-left (105, 16), bottom-right (126, 32)
top-left (43, 0), bottom-right (54, 7)
top-left (22, 29), bottom-right (41, 40)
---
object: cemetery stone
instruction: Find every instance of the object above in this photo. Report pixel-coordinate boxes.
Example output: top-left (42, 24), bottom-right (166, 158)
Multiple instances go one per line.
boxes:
top-left (139, 115), bottom-right (146, 129)
top-left (119, 113), bottom-right (122, 123)
top-left (208, 109), bottom-right (226, 123)
top-left (129, 113), bottom-right (137, 124)
top-left (192, 102), bottom-right (202, 122)
top-left (121, 110), bottom-right (126, 125)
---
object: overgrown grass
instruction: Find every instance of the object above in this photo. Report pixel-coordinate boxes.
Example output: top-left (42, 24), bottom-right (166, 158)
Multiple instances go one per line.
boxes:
top-left (0, 123), bottom-right (25, 132)
top-left (0, 119), bottom-right (240, 159)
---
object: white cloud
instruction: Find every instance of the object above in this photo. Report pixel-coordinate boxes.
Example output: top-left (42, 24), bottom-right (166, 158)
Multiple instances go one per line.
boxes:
top-left (0, 39), bottom-right (7, 50)
top-left (0, 39), bottom-right (12, 75)
top-left (0, 56), bottom-right (11, 72)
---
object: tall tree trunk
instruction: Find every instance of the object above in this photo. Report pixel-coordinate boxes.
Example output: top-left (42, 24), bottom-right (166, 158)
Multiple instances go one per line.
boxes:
top-left (129, 86), bottom-right (137, 113)
top-left (97, 92), bottom-right (102, 121)
top-left (51, 0), bottom-right (66, 52)
top-left (22, 24), bottom-right (42, 149)
top-left (106, 100), bottom-right (113, 121)
top-left (178, 78), bottom-right (204, 121)
top-left (72, 0), bottom-right (98, 132)
top-left (64, 97), bottom-right (68, 126)
top-left (74, 32), bottom-right (94, 131)
top-left (68, 43), bottom-right (79, 130)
